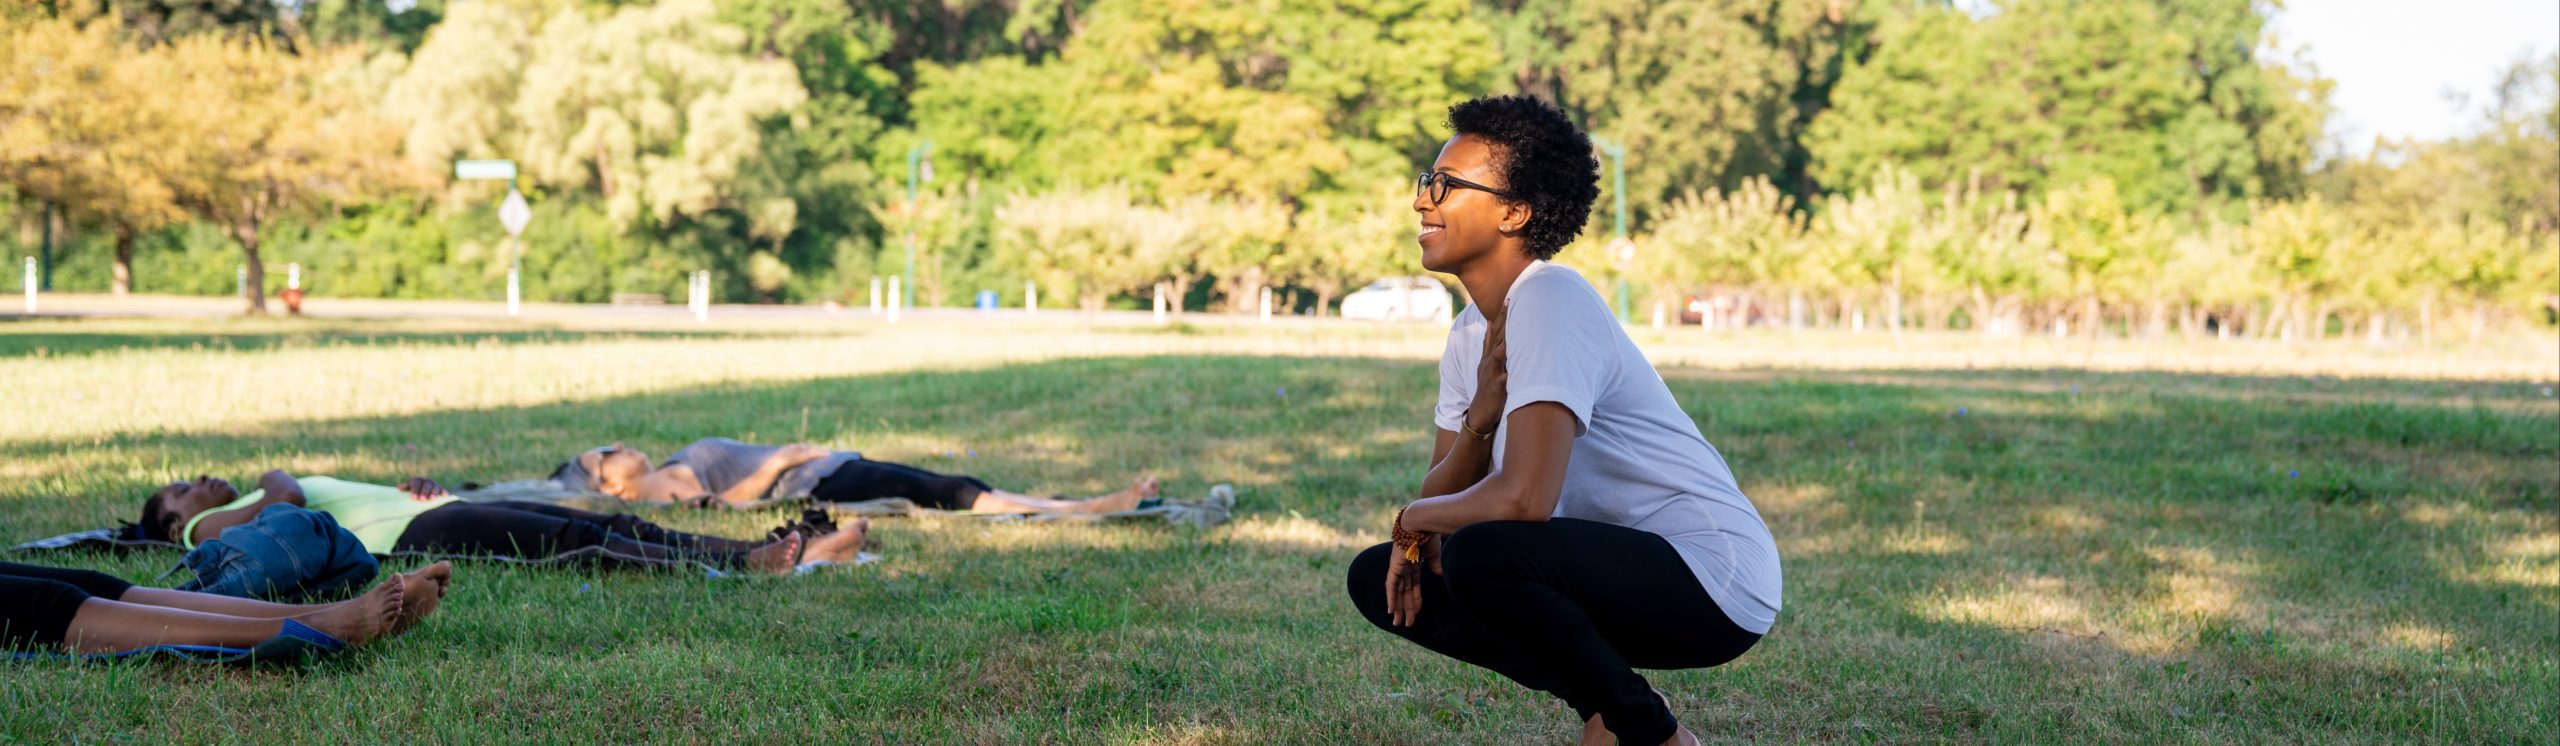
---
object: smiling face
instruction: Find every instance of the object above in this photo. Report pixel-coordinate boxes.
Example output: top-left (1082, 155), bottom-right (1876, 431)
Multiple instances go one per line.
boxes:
top-left (1414, 134), bottom-right (1531, 274)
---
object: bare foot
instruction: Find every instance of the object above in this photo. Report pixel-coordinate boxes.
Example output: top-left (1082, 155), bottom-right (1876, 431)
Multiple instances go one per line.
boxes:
top-left (1081, 476), bottom-right (1159, 513)
top-left (293, 577), bottom-right (402, 646)
top-left (1660, 727), bottom-right (1699, 746)
top-left (801, 518), bottom-right (871, 564)
top-left (1581, 713), bottom-right (1614, 746)
top-left (387, 562), bottom-right (452, 636)
top-left (745, 532), bottom-right (803, 576)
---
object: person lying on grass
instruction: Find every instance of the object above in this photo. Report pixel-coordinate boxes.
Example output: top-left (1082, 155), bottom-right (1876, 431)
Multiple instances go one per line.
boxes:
top-left (1344, 95), bottom-right (1784, 746)
top-left (550, 437), bottom-right (1159, 514)
top-left (1, 559), bottom-right (449, 657)
top-left (138, 471), bottom-right (866, 576)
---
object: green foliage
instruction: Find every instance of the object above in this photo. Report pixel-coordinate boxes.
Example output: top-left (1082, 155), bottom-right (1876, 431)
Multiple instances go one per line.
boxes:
top-left (3, 0), bottom-right (2550, 335)
top-left (1808, 0), bottom-right (2326, 219)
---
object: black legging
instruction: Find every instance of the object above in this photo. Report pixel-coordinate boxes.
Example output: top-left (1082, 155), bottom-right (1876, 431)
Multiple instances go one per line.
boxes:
top-left (1347, 518), bottom-right (1761, 745)
top-left (394, 501), bottom-right (770, 571)
top-left (1, 562), bottom-right (137, 650)
top-left (811, 459), bottom-right (991, 511)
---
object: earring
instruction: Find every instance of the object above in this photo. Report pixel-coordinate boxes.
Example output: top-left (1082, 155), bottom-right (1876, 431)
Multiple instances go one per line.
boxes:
top-left (1499, 224), bottom-right (1512, 231)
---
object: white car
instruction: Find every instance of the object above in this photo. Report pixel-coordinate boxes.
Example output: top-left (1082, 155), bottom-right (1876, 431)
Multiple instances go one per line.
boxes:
top-left (1339, 277), bottom-right (1453, 321)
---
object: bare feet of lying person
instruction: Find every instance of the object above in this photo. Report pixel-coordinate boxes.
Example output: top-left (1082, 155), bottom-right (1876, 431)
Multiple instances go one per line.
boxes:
top-left (745, 532), bottom-right (804, 576)
top-left (1081, 476), bottom-right (1161, 513)
top-left (388, 561), bottom-right (452, 636)
top-left (293, 577), bottom-right (403, 646)
top-left (800, 517), bottom-right (871, 564)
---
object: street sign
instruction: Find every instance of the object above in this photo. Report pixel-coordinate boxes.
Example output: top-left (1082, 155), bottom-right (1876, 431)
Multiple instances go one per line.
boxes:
top-left (456, 159), bottom-right (518, 180)
top-left (499, 189), bottom-right (532, 237)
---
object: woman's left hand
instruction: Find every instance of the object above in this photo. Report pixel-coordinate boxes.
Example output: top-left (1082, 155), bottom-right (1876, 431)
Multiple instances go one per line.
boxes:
top-left (399, 477), bottom-right (448, 500)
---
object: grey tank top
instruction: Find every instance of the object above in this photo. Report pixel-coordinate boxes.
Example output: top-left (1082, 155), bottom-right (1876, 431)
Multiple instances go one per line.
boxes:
top-left (662, 438), bottom-right (863, 503)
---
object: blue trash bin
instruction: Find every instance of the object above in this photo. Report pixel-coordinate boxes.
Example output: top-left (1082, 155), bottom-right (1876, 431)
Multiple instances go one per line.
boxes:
top-left (975, 290), bottom-right (999, 310)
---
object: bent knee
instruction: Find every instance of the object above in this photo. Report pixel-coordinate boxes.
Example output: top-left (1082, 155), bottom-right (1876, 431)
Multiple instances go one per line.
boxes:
top-left (1345, 543), bottom-right (1395, 621)
top-left (1440, 521), bottom-right (1546, 585)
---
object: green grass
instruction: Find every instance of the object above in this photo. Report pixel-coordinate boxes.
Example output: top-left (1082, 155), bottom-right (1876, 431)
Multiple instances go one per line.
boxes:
top-left (0, 316), bottom-right (2551, 743)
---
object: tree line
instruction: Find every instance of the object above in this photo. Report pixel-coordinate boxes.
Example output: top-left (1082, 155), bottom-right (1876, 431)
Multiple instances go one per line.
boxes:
top-left (1, 0), bottom-right (2552, 335)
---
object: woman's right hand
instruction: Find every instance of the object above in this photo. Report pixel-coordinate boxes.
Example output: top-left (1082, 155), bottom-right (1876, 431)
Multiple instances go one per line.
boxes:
top-left (1383, 533), bottom-right (1442, 627)
top-left (1464, 310), bottom-right (1508, 437)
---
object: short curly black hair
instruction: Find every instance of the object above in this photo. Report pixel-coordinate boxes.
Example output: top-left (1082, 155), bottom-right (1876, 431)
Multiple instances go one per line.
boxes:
top-left (1446, 96), bottom-right (1600, 260)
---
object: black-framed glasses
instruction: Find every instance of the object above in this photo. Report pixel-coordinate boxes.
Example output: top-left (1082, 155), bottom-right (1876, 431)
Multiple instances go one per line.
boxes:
top-left (1417, 171), bottom-right (1516, 205)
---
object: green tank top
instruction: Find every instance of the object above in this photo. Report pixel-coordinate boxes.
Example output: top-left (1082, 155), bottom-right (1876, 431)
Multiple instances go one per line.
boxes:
top-left (181, 476), bottom-right (460, 555)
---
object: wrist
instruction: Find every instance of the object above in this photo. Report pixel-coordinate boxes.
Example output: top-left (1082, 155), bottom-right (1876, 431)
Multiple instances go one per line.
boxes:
top-left (1392, 506), bottom-right (1430, 560)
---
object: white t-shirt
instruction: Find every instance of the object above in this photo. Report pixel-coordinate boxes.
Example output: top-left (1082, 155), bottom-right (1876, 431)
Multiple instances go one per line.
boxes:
top-left (1434, 261), bottom-right (1783, 634)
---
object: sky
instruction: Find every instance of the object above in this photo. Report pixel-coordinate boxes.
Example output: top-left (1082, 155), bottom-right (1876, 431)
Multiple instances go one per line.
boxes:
top-left (2271, 0), bottom-right (2558, 155)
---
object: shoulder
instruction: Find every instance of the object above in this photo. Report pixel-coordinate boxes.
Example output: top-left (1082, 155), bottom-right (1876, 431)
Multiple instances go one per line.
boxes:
top-left (1512, 264), bottom-right (1601, 307)
top-left (1507, 264), bottom-right (1612, 328)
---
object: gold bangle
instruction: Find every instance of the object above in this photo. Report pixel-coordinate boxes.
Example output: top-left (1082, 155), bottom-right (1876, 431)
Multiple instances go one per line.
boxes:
top-left (1459, 415), bottom-right (1495, 441)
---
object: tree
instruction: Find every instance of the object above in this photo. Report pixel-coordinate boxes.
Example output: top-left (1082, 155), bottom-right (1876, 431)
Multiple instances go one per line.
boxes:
top-left (1485, 0), bottom-right (1862, 222)
top-left (1807, 0), bottom-right (2329, 218)
top-left (0, 12), bottom-right (188, 295)
top-left (993, 184), bottom-right (1191, 318)
top-left (391, 0), bottom-right (809, 234)
top-left (163, 32), bottom-right (417, 313)
top-left (1276, 182), bottom-right (1416, 316)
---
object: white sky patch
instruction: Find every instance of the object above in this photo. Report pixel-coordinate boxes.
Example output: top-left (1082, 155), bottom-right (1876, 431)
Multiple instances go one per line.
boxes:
top-left (2272, 0), bottom-right (2558, 154)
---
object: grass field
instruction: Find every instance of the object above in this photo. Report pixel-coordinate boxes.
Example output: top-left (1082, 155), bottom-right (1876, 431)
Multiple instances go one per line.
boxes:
top-left (0, 315), bottom-right (2552, 744)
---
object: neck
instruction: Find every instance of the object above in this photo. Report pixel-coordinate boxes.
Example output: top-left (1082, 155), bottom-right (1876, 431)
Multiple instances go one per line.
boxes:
top-left (1455, 250), bottom-right (1537, 319)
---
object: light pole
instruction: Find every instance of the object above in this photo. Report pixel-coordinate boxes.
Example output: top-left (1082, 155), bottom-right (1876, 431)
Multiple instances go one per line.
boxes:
top-left (905, 139), bottom-right (934, 309)
top-left (1590, 135), bottom-right (1632, 322)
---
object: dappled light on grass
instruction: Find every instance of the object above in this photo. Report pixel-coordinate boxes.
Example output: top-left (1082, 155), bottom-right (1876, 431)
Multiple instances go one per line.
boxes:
top-left (2, 316), bottom-right (2552, 743)
top-left (1219, 514), bottom-right (1368, 554)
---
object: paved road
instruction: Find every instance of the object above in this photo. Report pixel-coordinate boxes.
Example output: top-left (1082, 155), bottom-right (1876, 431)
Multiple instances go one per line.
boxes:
top-left (0, 292), bottom-right (1452, 331)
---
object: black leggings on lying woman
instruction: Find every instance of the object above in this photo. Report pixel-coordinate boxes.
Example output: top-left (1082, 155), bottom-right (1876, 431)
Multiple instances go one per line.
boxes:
top-left (0, 562), bottom-right (135, 649)
top-left (809, 459), bottom-right (993, 510)
top-left (393, 501), bottom-right (775, 570)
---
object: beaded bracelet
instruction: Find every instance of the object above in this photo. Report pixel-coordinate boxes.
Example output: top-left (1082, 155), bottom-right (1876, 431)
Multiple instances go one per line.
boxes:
top-left (1392, 506), bottom-right (1427, 561)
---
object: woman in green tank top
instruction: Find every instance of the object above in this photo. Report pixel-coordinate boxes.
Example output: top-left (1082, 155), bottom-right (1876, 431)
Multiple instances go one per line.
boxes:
top-left (142, 471), bottom-right (868, 575)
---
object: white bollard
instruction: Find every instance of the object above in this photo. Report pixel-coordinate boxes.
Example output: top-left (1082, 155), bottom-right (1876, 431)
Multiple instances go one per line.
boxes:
top-left (287, 263), bottom-right (300, 291)
top-left (887, 276), bottom-right (902, 323)
top-left (1153, 284), bottom-right (1167, 323)
top-left (1259, 287), bottom-right (1273, 324)
top-left (507, 266), bottom-right (521, 318)
top-left (690, 271), bottom-right (710, 322)
top-left (236, 266), bottom-right (247, 299)
top-left (1025, 281), bottom-right (1037, 315)
top-left (869, 277), bottom-right (883, 314)
top-left (1651, 300), bottom-right (1666, 331)
top-left (21, 257), bottom-right (34, 313)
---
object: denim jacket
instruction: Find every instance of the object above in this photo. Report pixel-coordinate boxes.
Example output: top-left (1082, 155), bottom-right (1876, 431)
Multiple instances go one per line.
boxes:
top-left (175, 504), bottom-right (379, 602)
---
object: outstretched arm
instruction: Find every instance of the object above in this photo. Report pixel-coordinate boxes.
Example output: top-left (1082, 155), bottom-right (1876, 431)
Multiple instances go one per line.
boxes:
top-left (185, 471), bottom-right (307, 545)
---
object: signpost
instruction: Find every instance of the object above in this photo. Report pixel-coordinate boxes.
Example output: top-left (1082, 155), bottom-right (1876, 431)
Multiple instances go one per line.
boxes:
top-left (456, 160), bottom-right (529, 317)
top-left (499, 189), bottom-right (531, 317)
top-left (905, 140), bottom-right (933, 310)
top-left (1591, 137), bottom-right (1634, 323)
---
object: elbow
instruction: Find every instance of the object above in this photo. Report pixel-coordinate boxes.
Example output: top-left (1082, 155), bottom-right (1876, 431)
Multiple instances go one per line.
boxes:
top-left (1497, 486), bottom-right (1556, 523)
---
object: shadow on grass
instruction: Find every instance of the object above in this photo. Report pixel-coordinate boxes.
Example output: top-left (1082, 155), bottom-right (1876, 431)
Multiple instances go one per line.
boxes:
top-left (0, 322), bottom-right (854, 359)
top-left (1, 356), bottom-right (2551, 741)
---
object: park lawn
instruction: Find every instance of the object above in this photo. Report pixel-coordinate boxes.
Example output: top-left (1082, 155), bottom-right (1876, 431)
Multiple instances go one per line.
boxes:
top-left (0, 316), bottom-right (2551, 744)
